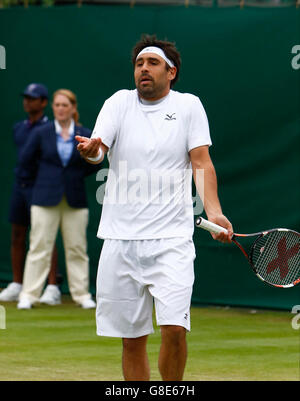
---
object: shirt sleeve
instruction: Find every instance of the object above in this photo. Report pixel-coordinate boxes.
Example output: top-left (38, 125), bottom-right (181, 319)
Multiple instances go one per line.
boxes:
top-left (187, 96), bottom-right (212, 152)
top-left (91, 95), bottom-right (119, 149)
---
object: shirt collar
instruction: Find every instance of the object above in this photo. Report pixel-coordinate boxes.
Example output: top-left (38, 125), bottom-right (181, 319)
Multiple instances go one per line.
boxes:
top-left (26, 114), bottom-right (48, 127)
top-left (138, 92), bottom-right (169, 106)
top-left (54, 119), bottom-right (75, 136)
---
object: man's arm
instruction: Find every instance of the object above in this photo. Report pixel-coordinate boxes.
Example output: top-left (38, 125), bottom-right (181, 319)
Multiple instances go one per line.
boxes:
top-left (189, 145), bottom-right (233, 243)
top-left (75, 136), bottom-right (108, 164)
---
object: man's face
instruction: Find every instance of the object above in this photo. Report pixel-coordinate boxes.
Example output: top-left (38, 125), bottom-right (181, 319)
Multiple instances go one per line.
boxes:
top-left (134, 53), bottom-right (176, 101)
top-left (23, 96), bottom-right (47, 114)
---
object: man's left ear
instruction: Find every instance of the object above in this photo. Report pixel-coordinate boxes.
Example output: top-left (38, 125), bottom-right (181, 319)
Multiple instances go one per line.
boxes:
top-left (168, 66), bottom-right (177, 82)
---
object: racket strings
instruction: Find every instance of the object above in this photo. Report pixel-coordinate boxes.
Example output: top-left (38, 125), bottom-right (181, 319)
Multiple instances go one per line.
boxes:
top-left (251, 231), bottom-right (300, 286)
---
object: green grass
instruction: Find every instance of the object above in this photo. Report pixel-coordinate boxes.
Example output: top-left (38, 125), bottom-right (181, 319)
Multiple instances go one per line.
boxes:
top-left (0, 297), bottom-right (299, 381)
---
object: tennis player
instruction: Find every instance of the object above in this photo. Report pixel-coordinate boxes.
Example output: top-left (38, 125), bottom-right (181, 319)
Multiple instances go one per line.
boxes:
top-left (76, 35), bottom-right (233, 381)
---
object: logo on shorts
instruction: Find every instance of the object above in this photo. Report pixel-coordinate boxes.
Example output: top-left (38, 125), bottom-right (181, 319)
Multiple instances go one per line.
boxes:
top-left (165, 113), bottom-right (176, 121)
top-left (184, 313), bottom-right (188, 320)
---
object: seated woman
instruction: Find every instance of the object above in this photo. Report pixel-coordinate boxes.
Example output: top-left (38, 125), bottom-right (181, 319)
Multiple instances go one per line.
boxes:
top-left (17, 89), bottom-right (100, 309)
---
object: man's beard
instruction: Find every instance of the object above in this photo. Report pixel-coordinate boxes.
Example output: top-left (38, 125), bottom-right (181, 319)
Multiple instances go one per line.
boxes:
top-left (137, 82), bottom-right (157, 99)
top-left (137, 81), bottom-right (168, 101)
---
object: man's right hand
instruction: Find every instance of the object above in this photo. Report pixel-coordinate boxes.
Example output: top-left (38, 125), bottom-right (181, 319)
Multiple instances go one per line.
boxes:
top-left (75, 136), bottom-right (103, 160)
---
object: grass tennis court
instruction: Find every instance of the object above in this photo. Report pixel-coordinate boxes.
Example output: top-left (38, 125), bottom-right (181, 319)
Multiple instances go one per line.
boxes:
top-left (0, 297), bottom-right (299, 381)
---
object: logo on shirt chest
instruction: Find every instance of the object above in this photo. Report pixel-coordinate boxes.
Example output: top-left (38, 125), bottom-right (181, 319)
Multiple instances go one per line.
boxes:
top-left (164, 113), bottom-right (176, 121)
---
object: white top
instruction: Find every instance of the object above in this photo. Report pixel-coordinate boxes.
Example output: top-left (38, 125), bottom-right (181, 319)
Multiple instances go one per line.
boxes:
top-left (91, 89), bottom-right (212, 240)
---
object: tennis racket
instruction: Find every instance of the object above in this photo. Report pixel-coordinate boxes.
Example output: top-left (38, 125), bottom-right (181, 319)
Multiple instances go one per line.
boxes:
top-left (195, 217), bottom-right (300, 288)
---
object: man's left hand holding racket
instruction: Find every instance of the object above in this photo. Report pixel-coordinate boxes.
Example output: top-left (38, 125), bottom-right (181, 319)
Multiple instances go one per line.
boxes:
top-left (207, 214), bottom-right (233, 244)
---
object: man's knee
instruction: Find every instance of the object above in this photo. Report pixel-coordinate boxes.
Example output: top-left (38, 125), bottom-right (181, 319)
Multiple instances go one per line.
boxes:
top-left (161, 325), bottom-right (186, 345)
top-left (122, 335), bottom-right (148, 354)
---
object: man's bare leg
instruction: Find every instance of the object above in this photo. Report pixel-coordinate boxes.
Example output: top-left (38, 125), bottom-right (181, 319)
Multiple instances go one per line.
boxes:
top-left (47, 245), bottom-right (59, 285)
top-left (11, 224), bottom-right (27, 283)
top-left (158, 325), bottom-right (187, 381)
top-left (122, 335), bottom-right (150, 381)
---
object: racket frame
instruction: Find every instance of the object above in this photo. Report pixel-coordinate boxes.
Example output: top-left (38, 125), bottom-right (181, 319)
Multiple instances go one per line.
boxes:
top-left (195, 217), bottom-right (300, 288)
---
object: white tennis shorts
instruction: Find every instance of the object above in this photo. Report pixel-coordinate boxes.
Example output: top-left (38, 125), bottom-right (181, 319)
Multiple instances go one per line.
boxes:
top-left (95, 237), bottom-right (196, 338)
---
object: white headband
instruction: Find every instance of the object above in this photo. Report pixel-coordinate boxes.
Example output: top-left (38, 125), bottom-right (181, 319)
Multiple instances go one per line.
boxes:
top-left (136, 46), bottom-right (175, 68)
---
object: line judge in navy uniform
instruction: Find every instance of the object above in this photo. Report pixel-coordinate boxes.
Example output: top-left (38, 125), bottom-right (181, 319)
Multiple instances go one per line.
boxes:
top-left (17, 89), bottom-right (100, 310)
top-left (0, 83), bottom-right (59, 303)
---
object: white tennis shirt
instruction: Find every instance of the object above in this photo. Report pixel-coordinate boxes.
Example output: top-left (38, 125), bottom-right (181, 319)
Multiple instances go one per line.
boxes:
top-left (91, 89), bottom-right (212, 240)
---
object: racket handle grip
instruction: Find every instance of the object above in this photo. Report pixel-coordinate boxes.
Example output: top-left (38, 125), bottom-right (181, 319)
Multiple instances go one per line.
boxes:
top-left (196, 217), bottom-right (228, 235)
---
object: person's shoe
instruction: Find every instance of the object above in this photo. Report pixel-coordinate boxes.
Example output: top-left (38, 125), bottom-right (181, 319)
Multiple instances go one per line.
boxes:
top-left (17, 297), bottom-right (32, 310)
top-left (80, 299), bottom-right (96, 309)
top-left (39, 285), bottom-right (61, 305)
top-left (0, 282), bottom-right (22, 301)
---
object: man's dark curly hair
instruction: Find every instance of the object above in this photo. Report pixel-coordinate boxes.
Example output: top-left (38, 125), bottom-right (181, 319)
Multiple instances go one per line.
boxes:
top-left (132, 34), bottom-right (181, 88)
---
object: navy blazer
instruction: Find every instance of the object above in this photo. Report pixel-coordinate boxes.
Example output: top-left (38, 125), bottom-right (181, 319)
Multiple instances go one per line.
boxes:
top-left (13, 115), bottom-right (49, 184)
top-left (19, 121), bottom-right (100, 208)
